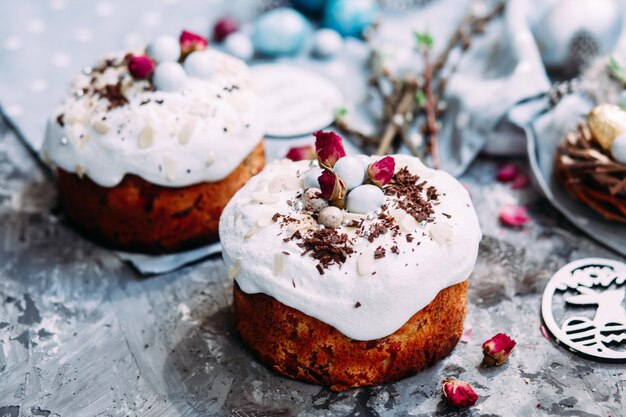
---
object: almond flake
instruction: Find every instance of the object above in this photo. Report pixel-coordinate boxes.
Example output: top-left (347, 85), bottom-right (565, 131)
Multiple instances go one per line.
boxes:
top-left (257, 211), bottom-right (275, 228)
top-left (78, 134), bottom-right (91, 150)
top-left (227, 259), bottom-right (241, 280)
top-left (252, 191), bottom-right (280, 205)
top-left (357, 251), bottom-right (376, 276)
top-left (430, 222), bottom-right (454, 245)
top-left (75, 164), bottom-right (85, 179)
top-left (163, 157), bottom-right (176, 181)
top-left (92, 120), bottom-right (110, 134)
top-left (178, 118), bottom-right (197, 145)
top-left (138, 125), bottom-right (154, 149)
top-left (273, 252), bottom-right (285, 276)
top-left (244, 224), bottom-right (258, 239)
top-left (206, 152), bottom-right (215, 166)
top-left (399, 215), bottom-right (419, 233)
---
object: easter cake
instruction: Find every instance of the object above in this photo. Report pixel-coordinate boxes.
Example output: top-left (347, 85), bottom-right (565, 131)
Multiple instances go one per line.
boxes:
top-left (555, 104), bottom-right (626, 223)
top-left (219, 131), bottom-right (482, 391)
top-left (41, 31), bottom-right (265, 253)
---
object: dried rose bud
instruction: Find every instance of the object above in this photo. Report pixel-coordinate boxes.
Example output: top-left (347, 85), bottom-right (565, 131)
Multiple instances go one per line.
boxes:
top-left (367, 156), bottom-right (395, 187)
top-left (442, 379), bottom-right (478, 408)
top-left (496, 163), bottom-right (518, 182)
top-left (213, 17), bottom-right (239, 42)
top-left (318, 169), bottom-right (347, 201)
top-left (180, 30), bottom-right (208, 56)
top-left (482, 333), bottom-right (516, 366)
top-left (314, 130), bottom-right (346, 168)
top-left (498, 205), bottom-right (529, 227)
top-left (286, 145), bottom-right (316, 161)
top-left (511, 173), bottom-right (530, 189)
top-left (127, 55), bottom-right (155, 80)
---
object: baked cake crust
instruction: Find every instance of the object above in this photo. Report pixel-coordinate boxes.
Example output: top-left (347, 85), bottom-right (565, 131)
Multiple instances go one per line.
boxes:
top-left (234, 280), bottom-right (468, 392)
top-left (57, 141), bottom-right (265, 253)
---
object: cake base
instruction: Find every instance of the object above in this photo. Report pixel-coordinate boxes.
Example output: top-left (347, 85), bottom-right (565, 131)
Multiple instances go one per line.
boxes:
top-left (57, 141), bottom-right (265, 253)
top-left (233, 280), bottom-right (468, 391)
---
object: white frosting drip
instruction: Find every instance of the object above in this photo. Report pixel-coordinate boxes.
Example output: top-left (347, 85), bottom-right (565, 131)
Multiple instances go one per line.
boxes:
top-left (219, 155), bottom-right (482, 341)
top-left (41, 49), bottom-right (264, 187)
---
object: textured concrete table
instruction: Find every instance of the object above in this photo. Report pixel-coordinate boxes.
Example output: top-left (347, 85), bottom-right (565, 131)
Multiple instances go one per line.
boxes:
top-left (0, 117), bottom-right (624, 417)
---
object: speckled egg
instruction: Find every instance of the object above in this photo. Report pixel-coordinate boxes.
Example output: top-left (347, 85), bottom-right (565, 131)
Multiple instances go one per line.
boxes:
top-left (153, 62), bottom-right (186, 92)
top-left (346, 184), bottom-right (385, 214)
top-left (253, 8), bottom-right (310, 57)
top-left (183, 51), bottom-right (213, 79)
top-left (312, 28), bottom-right (343, 57)
top-left (611, 134), bottom-right (626, 164)
top-left (224, 32), bottom-right (254, 61)
top-left (304, 167), bottom-right (325, 189)
top-left (318, 206), bottom-right (344, 228)
top-left (323, 0), bottom-right (378, 38)
top-left (147, 36), bottom-right (181, 63)
top-left (304, 188), bottom-right (329, 212)
top-left (333, 156), bottom-right (366, 190)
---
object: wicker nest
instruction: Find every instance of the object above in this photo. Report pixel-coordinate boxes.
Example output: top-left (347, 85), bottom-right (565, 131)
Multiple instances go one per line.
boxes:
top-left (555, 122), bottom-right (626, 223)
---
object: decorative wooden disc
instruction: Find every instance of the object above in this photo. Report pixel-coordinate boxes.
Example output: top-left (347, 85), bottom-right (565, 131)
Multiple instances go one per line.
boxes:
top-left (542, 258), bottom-right (626, 361)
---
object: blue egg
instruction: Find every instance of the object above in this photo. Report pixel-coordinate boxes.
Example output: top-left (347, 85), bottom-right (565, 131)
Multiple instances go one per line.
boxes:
top-left (253, 8), bottom-right (310, 57)
top-left (183, 51), bottom-right (213, 79)
top-left (346, 184), bottom-right (385, 214)
top-left (334, 156), bottom-right (366, 190)
top-left (153, 62), bottom-right (186, 92)
top-left (304, 167), bottom-right (325, 189)
top-left (312, 28), bottom-right (343, 57)
top-left (323, 0), bottom-right (378, 37)
top-left (292, 0), bottom-right (327, 15)
top-left (147, 36), bottom-right (181, 63)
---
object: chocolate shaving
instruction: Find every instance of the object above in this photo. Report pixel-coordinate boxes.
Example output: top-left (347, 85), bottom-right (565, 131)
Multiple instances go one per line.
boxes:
top-left (354, 302), bottom-right (362, 308)
top-left (384, 167), bottom-right (436, 222)
top-left (56, 114), bottom-right (65, 127)
top-left (94, 81), bottom-right (129, 110)
top-left (374, 246), bottom-right (386, 259)
top-left (297, 228), bottom-right (354, 273)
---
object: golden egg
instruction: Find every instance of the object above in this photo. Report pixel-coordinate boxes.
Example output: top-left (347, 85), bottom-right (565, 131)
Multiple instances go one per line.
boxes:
top-left (587, 104), bottom-right (626, 150)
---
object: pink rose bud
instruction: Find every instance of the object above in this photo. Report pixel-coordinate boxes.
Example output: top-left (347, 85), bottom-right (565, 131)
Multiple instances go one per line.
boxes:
top-left (442, 379), bottom-right (478, 408)
top-left (367, 156), bottom-right (396, 187)
top-left (496, 163), bottom-right (519, 182)
top-left (314, 130), bottom-right (346, 168)
top-left (511, 173), bottom-right (530, 189)
top-left (286, 145), bottom-right (316, 161)
top-left (318, 169), bottom-right (347, 201)
top-left (499, 205), bottom-right (529, 227)
top-left (180, 30), bottom-right (208, 55)
top-left (482, 333), bottom-right (516, 366)
top-left (213, 17), bottom-right (239, 42)
top-left (127, 55), bottom-right (155, 80)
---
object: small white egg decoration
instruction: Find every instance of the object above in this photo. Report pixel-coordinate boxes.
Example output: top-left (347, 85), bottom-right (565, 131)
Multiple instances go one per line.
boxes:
top-left (318, 206), bottom-right (344, 229)
top-left (224, 32), bottom-right (254, 61)
top-left (304, 167), bottom-right (325, 189)
top-left (610, 134), bottom-right (626, 164)
top-left (312, 28), bottom-right (343, 58)
top-left (346, 184), bottom-right (385, 214)
top-left (147, 36), bottom-right (181, 63)
top-left (153, 62), bottom-right (187, 92)
top-left (334, 156), bottom-right (366, 190)
top-left (183, 51), bottom-right (213, 79)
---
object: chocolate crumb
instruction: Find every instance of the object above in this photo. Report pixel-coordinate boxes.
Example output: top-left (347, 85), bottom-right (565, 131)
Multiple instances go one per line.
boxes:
top-left (442, 212), bottom-right (452, 219)
top-left (282, 251), bottom-right (290, 256)
top-left (390, 245), bottom-right (399, 254)
top-left (406, 234), bottom-right (414, 243)
top-left (292, 279), bottom-right (296, 288)
top-left (354, 302), bottom-right (361, 308)
top-left (56, 113), bottom-right (65, 127)
top-left (374, 246), bottom-right (386, 259)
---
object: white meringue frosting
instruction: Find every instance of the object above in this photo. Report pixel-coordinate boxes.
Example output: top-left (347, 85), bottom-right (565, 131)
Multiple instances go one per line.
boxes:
top-left (41, 49), bottom-right (264, 187)
top-left (219, 155), bottom-right (482, 341)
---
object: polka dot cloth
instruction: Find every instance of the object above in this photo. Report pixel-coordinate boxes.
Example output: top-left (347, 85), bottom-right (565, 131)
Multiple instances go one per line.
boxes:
top-left (0, 0), bottom-right (257, 150)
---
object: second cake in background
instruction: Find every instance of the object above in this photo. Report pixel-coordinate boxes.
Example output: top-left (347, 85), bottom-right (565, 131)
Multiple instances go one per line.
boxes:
top-left (41, 30), bottom-right (265, 253)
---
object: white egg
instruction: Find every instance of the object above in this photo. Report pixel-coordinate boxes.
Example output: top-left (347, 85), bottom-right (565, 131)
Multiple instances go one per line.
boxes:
top-left (312, 28), bottom-right (343, 58)
top-left (183, 51), bottom-right (213, 79)
top-left (334, 156), bottom-right (366, 190)
top-left (153, 62), bottom-right (186, 92)
top-left (346, 184), bottom-right (385, 214)
top-left (304, 167), bottom-right (324, 189)
top-left (147, 35), bottom-right (181, 63)
top-left (224, 32), bottom-right (254, 61)
top-left (354, 154), bottom-right (371, 167)
top-left (611, 134), bottom-right (626, 164)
